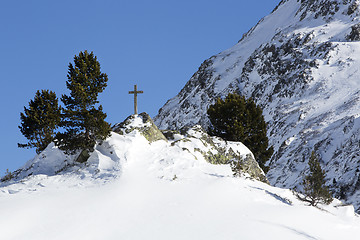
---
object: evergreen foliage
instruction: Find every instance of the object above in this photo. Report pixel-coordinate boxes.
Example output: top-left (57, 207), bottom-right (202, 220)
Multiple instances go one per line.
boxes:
top-left (1, 169), bottom-right (14, 182)
top-left (297, 151), bottom-right (333, 206)
top-left (56, 50), bottom-right (111, 154)
top-left (18, 90), bottom-right (61, 154)
top-left (207, 93), bottom-right (273, 172)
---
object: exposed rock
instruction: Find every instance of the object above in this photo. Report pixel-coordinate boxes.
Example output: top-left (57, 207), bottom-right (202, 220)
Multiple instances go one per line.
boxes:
top-left (76, 149), bottom-right (91, 163)
top-left (347, 1), bottom-right (359, 15)
top-left (113, 112), bottom-right (167, 143)
top-left (297, 0), bottom-right (341, 21)
top-left (347, 23), bottom-right (360, 41)
top-left (234, 154), bottom-right (269, 184)
top-left (176, 125), bottom-right (268, 183)
top-left (161, 129), bottom-right (180, 140)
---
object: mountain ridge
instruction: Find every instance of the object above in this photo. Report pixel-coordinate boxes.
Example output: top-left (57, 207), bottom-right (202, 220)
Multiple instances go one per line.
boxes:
top-left (154, 0), bottom-right (360, 211)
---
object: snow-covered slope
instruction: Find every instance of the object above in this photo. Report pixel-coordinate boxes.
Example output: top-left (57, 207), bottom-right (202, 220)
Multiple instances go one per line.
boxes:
top-left (1, 115), bottom-right (360, 239)
top-left (154, 0), bottom-right (360, 211)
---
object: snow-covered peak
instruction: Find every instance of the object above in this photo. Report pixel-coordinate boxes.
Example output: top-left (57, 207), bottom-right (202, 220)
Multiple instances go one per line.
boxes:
top-left (114, 113), bottom-right (152, 131)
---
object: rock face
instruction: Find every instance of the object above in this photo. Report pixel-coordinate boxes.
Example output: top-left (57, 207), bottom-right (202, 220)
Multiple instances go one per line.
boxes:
top-left (167, 125), bottom-right (268, 183)
top-left (113, 112), bottom-right (168, 143)
top-left (154, 0), bottom-right (360, 211)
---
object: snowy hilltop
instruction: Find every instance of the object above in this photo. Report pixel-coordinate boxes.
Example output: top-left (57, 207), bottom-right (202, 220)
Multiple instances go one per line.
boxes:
top-left (1, 113), bottom-right (360, 239)
top-left (154, 0), bottom-right (360, 211)
top-left (3, 112), bottom-right (266, 185)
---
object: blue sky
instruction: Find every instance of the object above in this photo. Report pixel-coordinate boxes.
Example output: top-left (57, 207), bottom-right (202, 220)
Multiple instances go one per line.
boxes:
top-left (0, 0), bottom-right (279, 174)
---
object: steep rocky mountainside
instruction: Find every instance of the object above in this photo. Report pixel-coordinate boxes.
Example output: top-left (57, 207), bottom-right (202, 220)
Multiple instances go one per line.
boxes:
top-left (154, 0), bottom-right (360, 211)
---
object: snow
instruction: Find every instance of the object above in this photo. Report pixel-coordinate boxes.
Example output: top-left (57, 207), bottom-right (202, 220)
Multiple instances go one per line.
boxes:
top-left (1, 116), bottom-right (360, 239)
top-left (285, 136), bottom-right (296, 145)
top-left (153, 0), bottom-right (360, 212)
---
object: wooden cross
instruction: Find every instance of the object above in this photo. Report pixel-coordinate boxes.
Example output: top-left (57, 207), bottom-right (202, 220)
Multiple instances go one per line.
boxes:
top-left (129, 84), bottom-right (143, 115)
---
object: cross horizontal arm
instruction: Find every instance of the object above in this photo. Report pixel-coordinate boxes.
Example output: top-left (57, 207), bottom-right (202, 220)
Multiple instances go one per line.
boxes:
top-left (129, 90), bottom-right (144, 94)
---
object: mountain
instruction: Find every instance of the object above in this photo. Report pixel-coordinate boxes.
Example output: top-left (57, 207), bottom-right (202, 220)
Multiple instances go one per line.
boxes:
top-left (154, 0), bottom-right (360, 211)
top-left (1, 114), bottom-right (359, 239)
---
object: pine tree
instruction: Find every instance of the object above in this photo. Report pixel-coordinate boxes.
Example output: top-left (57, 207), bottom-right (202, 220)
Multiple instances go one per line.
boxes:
top-left (18, 90), bottom-right (61, 154)
top-left (56, 50), bottom-right (111, 154)
top-left (207, 93), bottom-right (273, 172)
top-left (298, 151), bottom-right (333, 206)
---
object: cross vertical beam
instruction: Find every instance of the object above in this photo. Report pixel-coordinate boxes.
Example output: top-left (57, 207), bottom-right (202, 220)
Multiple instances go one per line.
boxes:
top-left (129, 84), bottom-right (143, 115)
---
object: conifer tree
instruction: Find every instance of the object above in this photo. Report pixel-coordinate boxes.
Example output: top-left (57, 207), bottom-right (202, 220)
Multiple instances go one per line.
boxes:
top-left (298, 151), bottom-right (333, 206)
top-left (207, 93), bottom-right (273, 172)
top-left (57, 50), bottom-right (111, 154)
top-left (18, 90), bottom-right (61, 154)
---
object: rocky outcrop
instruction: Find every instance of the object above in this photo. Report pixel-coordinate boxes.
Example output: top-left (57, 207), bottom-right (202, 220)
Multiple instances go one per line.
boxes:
top-left (166, 125), bottom-right (268, 183)
top-left (347, 23), bottom-right (360, 41)
top-left (113, 114), bottom-right (268, 183)
top-left (113, 112), bottom-right (168, 143)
